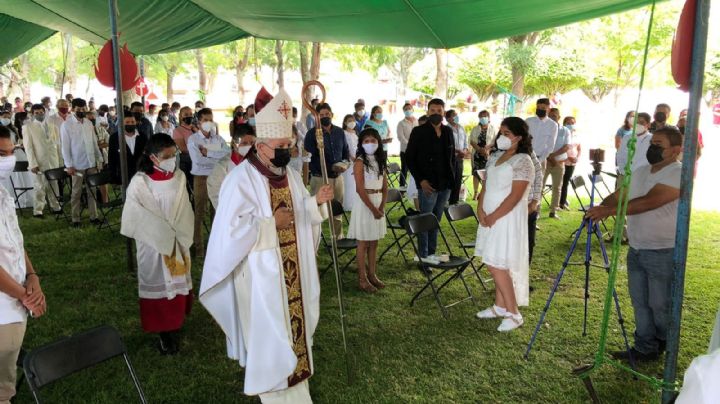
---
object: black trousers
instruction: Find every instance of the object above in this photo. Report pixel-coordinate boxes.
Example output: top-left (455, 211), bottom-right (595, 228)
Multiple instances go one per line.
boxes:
top-left (528, 210), bottom-right (539, 264)
top-left (560, 164), bottom-right (575, 207)
top-left (449, 159), bottom-right (464, 205)
top-left (399, 151), bottom-right (408, 187)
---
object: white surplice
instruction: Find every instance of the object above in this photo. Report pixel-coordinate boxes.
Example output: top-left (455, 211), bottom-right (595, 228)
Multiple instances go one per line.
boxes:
top-left (207, 155), bottom-right (237, 209)
top-left (199, 159), bottom-right (327, 397)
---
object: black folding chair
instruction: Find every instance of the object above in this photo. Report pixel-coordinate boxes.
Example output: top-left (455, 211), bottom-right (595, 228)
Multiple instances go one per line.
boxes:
top-left (10, 160), bottom-right (34, 213)
top-left (541, 184), bottom-right (552, 207)
top-left (404, 213), bottom-right (477, 318)
top-left (386, 162), bottom-right (406, 192)
top-left (44, 168), bottom-right (72, 223)
top-left (444, 203), bottom-right (491, 290)
top-left (320, 200), bottom-right (357, 278)
top-left (23, 325), bottom-right (147, 404)
top-left (378, 188), bottom-right (412, 265)
top-left (86, 171), bottom-right (124, 230)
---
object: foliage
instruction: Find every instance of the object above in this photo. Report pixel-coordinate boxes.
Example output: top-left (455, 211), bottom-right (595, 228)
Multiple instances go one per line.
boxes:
top-left (705, 52), bottom-right (720, 103)
top-left (457, 43), bottom-right (511, 102)
top-left (524, 53), bottom-right (587, 97)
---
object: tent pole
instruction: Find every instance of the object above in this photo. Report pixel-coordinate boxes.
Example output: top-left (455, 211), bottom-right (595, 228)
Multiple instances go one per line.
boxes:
top-left (139, 56), bottom-right (145, 106)
top-left (107, 0), bottom-right (133, 273)
top-left (661, 0), bottom-right (710, 402)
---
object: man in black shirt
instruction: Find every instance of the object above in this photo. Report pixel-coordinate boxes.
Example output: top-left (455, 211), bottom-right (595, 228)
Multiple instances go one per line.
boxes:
top-left (406, 98), bottom-right (456, 261)
top-left (304, 102), bottom-right (350, 239)
top-left (129, 101), bottom-right (153, 140)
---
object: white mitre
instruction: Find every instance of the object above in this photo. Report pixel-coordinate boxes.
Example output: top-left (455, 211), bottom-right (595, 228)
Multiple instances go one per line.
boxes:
top-left (255, 88), bottom-right (294, 139)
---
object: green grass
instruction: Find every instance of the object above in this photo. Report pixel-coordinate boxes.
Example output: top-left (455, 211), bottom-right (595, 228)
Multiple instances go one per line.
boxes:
top-left (13, 187), bottom-right (720, 403)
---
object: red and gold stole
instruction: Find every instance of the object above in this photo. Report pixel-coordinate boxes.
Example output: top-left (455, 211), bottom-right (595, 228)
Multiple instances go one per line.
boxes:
top-left (248, 152), bottom-right (310, 386)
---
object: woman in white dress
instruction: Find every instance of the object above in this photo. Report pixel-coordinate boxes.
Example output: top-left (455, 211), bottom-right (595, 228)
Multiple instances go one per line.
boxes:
top-left (348, 128), bottom-right (388, 293)
top-left (120, 133), bottom-right (194, 354)
top-left (153, 110), bottom-right (176, 136)
top-left (474, 117), bottom-right (535, 332)
top-left (342, 114), bottom-right (358, 211)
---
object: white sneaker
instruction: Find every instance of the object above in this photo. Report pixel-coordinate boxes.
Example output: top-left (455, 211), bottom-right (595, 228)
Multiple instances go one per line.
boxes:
top-left (421, 255), bottom-right (440, 265)
top-left (497, 313), bottom-right (524, 332)
top-left (475, 305), bottom-right (508, 319)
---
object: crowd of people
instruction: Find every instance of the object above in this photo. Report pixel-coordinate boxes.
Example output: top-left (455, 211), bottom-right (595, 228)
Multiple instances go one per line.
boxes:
top-left (0, 87), bottom-right (698, 402)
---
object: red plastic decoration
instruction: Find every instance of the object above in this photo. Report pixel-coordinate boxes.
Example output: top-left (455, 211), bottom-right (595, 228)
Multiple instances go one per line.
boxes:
top-left (135, 77), bottom-right (149, 97)
top-left (671, 0), bottom-right (696, 92)
top-left (254, 86), bottom-right (273, 113)
top-left (94, 40), bottom-right (139, 91)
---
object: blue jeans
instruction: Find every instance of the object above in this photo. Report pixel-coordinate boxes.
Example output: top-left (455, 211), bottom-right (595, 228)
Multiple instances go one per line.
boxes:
top-left (627, 247), bottom-right (674, 354)
top-left (417, 188), bottom-right (451, 258)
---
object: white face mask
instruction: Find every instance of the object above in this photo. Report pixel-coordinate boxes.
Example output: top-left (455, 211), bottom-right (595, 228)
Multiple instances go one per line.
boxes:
top-left (496, 135), bottom-right (513, 151)
top-left (201, 121), bottom-right (214, 133)
top-left (346, 121), bottom-right (356, 130)
top-left (161, 115), bottom-right (169, 122)
top-left (0, 118), bottom-right (10, 126)
top-left (362, 143), bottom-right (378, 155)
top-left (0, 155), bottom-right (17, 180)
top-left (237, 145), bottom-right (252, 156)
top-left (635, 124), bottom-right (646, 135)
top-left (156, 157), bottom-right (176, 173)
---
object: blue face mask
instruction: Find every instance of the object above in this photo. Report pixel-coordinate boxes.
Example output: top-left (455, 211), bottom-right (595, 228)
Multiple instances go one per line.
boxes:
top-left (565, 124), bottom-right (575, 131)
top-left (479, 117), bottom-right (489, 126)
top-left (453, 116), bottom-right (460, 125)
top-left (248, 117), bottom-right (256, 126)
top-left (374, 113), bottom-right (383, 120)
top-left (404, 110), bottom-right (413, 118)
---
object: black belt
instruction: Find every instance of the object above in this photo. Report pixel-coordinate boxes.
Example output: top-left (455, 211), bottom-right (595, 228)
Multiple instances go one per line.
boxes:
top-left (312, 173), bottom-right (338, 179)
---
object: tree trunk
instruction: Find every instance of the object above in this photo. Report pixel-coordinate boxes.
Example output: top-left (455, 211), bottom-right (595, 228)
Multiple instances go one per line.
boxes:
top-left (194, 49), bottom-right (207, 101)
top-left (507, 33), bottom-right (540, 113)
top-left (166, 70), bottom-right (175, 103)
top-left (298, 42), bottom-right (311, 118)
top-left (310, 42), bottom-right (321, 80)
top-left (275, 40), bottom-right (285, 89)
top-left (64, 33), bottom-right (77, 95)
top-left (20, 55), bottom-right (31, 100)
top-left (234, 40), bottom-right (251, 105)
top-left (434, 49), bottom-right (448, 99)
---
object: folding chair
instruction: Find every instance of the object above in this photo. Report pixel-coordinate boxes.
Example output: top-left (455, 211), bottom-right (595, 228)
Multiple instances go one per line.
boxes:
top-left (386, 162), bottom-right (406, 192)
top-left (43, 168), bottom-right (72, 223)
top-left (320, 200), bottom-right (357, 278)
top-left (404, 213), bottom-right (477, 318)
top-left (85, 171), bottom-right (124, 230)
top-left (541, 184), bottom-right (552, 207)
top-left (444, 203), bottom-right (491, 290)
top-left (378, 188), bottom-right (412, 265)
top-left (23, 325), bottom-right (147, 404)
top-left (10, 160), bottom-right (34, 212)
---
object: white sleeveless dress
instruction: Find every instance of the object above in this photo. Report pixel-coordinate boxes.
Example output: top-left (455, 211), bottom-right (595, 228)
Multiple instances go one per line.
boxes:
top-left (347, 156), bottom-right (387, 241)
top-left (474, 151), bottom-right (534, 306)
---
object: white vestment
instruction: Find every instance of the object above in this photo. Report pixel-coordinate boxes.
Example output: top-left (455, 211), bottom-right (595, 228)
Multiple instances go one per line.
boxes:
top-left (207, 155), bottom-right (237, 209)
top-left (199, 159), bottom-right (326, 398)
top-left (121, 171), bottom-right (194, 299)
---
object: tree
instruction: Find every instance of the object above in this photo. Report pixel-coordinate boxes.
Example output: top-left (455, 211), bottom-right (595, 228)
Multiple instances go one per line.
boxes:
top-left (457, 43), bottom-right (511, 104)
top-left (705, 53), bottom-right (720, 106)
top-left (144, 51), bottom-right (193, 103)
top-left (275, 40), bottom-right (285, 88)
top-left (194, 49), bottom-right (207, 101)
top-left (227, 40), bottom-right (251, 104)
top-left (502, 33), bottom-right (541, 111)
top-left (435, 49), bottom-right (448, 99)
top-left (524, 53), bottom-right (587, 98)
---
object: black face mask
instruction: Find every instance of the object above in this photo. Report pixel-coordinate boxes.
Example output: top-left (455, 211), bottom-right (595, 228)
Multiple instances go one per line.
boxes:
top-left (654, 112), bottom-right (667, 123)
top-left (98, 111), bottom-right (106, 117)
top-left (536, 108), bottom-right (547, 118)
top-left (428, 114), bottom-right (443, 125)
top-left (89, 119), bottom-right (96, 126)
top-left (133, 112), bottom-right (144, 122)
top-left (646, 144), bottom-right (665, 165)
top-left (125, 125), bottom-right (136, 133)
top-left (269, 147), bottom-right (291, 168)
top-left (75, 111), bottom-right (86, 119)
top-left (182, 116), bottom-right (193, 125)
top-left (320, 117), bottom-right (332, 127)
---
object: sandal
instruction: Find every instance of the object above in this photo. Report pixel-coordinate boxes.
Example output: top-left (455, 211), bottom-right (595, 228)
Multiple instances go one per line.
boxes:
top-left (358, 279), bottom-right (377, 293)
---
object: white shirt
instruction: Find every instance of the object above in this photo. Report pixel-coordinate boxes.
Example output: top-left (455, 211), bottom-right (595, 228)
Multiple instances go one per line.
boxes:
top-left (627, 162), bottom-right (681, 250)
top-left (154, 121), bottom-right (175, 136)
top-left (450, 124), bottom-right (467, 151)
top-left (124, 132), bottom-right (139, 155)
top-left (187, 130), bottom-right (230, 176)
top-left (60, 114), bottom-right (102, 170)
top-left (526, 116), bottom-right (558, 159)
top-left (0, 187), bottom-right (27, 325)
top-left (396, 118), bottom-right (417, 152)
top-left (617, 131), bottom-right (651, 173)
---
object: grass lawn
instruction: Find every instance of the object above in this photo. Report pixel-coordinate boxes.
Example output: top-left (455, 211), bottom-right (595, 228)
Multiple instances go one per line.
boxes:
top-left (12, 179), bottom-right (720, 403)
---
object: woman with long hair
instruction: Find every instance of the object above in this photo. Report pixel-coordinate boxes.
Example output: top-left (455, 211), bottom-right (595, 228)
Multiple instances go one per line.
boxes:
top-left (362, 105), bottom-right (392, 151)
top-left (121, 133), bottom-right (194, 354)
top-left (615, 110), bottom-right (635, 150)
top-left (347, 128), bottom-right (388, 293)
top-left (342, 114), bottom-right (359, 211)
top-left (474, 117), bottom-right (535, 332)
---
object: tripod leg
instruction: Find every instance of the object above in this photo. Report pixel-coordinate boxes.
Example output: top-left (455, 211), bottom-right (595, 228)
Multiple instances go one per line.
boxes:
top-left (583, 219), bottom-right (594, 337)
top-left (524, 220), bottom-right (587, 359)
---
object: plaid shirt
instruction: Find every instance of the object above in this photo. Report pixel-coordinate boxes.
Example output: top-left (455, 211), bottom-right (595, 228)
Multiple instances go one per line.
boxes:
top-left (527, 151), bottom-right (543, 202)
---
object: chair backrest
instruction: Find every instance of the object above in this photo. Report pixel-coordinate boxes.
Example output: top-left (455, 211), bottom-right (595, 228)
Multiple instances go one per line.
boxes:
top-left (85, 171), bottom-right (113, 188)
top-left (571, 175), bottom-right (586, 189)
top-left (445, 203), bottom-right (476, 222)
top-left (44, 168), bottom-right (69, 181)
top-left (386, 188), bottom-right (403, 204)
top-left (404, 212), bottom-right (439, 235)
top-left (387, 162), bottom-right (401, 174)
top-left (23, 326), bottom-right (128, 390)
top-left (330, 199), bottom-right (345, 217)
top-left (14, 160), bottom-right (29, 172)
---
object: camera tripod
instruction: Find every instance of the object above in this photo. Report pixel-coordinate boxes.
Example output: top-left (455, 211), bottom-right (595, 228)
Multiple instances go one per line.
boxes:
top-left (524, 158), bottom-right (634, 367)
